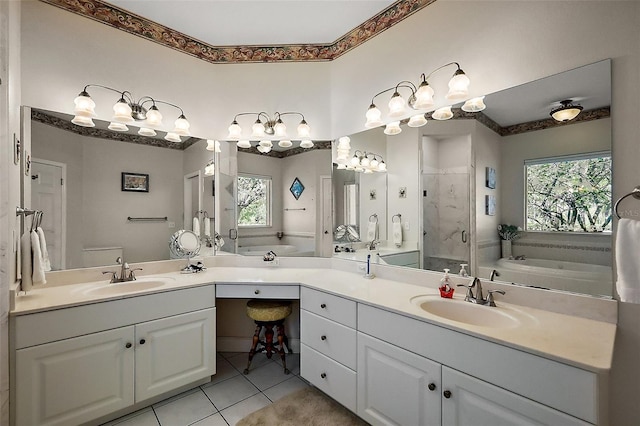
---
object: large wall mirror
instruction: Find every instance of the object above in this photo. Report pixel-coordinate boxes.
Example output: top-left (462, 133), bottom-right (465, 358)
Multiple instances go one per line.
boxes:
top-left (25, 108), bottom-right (216, 270)
top-left (331, 59), bottom-right (612, 298)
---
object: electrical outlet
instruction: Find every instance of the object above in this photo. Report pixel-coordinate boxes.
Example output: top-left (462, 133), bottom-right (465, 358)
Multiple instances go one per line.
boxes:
top-left (168, 221), bottom-right (175, 228)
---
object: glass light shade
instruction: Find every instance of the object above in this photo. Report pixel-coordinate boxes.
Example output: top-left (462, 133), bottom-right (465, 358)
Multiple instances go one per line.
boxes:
top-left (145, 106), bottom-right (163, 126)
top-left (257, 145), bottom-right (271, 154)
top-left (165, 132), bottom-right (181, 142)
top-left (414, 83), bottom-right (435, 109)
top-left (370, 158), bottom-right (379, 168)
top-left (71, 115), bottom-right (95, 127)
top-left (365, 105), bottom-right (383, 128)
top-left (388, 92), bottom-right (406, 118)
top-left (138, 127), bottom-right (157, 137)
top-left (112, 100), bottom-right (134, 123)
top-left (251, 120), bottom-right (265, 138)
top-left (360, 157), bottom-right (371, 167)
top-left (227, 121), bottom-right (242, 139)
top-left (237, 140), bottom-right (251, 149)
top-left (204, 162), bottom-right (215, 176)
top-left (108, 121), bottom-right (129, 132)
top-left (337, 136), bottom-right (351, 149)
top-left (173, 115), bottom-right (190, 136)
top-left (259, 140), bottom-right (273, 148)
top-left (364, 168), bottom-right (374, 174)
top-left (278, 140), bottom-right (293, 148)
top-left (336, 163), bottom-right (347, 170)
top-left (384, 121), bottom-right (402, 135)
top-left (408, 114), bottom-right (428, 128)
top-left (297, 120), bottom-right (311, 138)
top-left (432, 106), bottom-right (454, 121)
top-left (206, 140), bottom-right (222, 152)
top-left (550, 102), bottom-right (583, 122)
top-left (73, 92), bottom-right (96, 116)
top-left (274, 120), bottom-right (288, 137)
top-left (300, 140), bottom-right (314, 149)
top-left (350, 155), bottom-right (360, 166)
top-left (461, 96), bottom-right (486, 112)
top-left (377, 161), bottom-right (387, 172)
top-left (445, 71), bottom-right (471, 100)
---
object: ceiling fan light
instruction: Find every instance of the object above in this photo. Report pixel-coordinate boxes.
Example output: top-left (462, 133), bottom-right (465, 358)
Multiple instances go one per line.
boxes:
top-left (112, 98), bottom-right (134, 123)
top-left (550, 100), bottom-right (583, 122)
top-left (173, 114), bottom-right (190, 136)
top-left (388, 92), bottom-right (406, 118)
top-left (432, 106), bottom-right (454, 121)
top-left (237, 140), bottom-right (251, 149)
top-left (164, 132), bottom-right (182, 143)
top-left (297, 120), bottom-right (311, 138)
top-left (462, 96), bottom-right (487, 112)
top-left (138, 127), bottom-right (156, 137)
top-left (300, 139), bottom-right (314, 149)
top-left (407, 113), bottom-right (428, 128)
top-left (384, 121), bottom-right (402, 135)
top-left (445, 69), bottom-right (470, 101)
top-left (108, 121), bottom-right (129, 132)
top-left (414, 82), bottom-right (435, 110)
top-left (365, 104), bottom-right (383, 128)
top-left (71, 115), bottom-right (95, 127)
top-left (278, 140), bottom-right (293, 148)
top-left (145, 105), bottom-right (163, 127)
top-left (73, 91), bottom-right (96, 117)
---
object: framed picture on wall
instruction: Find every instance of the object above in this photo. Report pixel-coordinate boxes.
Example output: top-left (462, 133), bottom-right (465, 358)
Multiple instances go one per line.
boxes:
top-left (289, 177), bottom-right (305, 200)
top-left (485, 195), bottom-right (496, 215)
top-left (122, 172), bottom-right (149, 192)
top-left (486, 167), bottom-right (496, 189)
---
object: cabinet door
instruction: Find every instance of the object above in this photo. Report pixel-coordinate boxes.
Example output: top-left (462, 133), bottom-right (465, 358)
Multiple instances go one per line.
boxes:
top-left (135, 308), bottom-right (216, 402)
top-left (357, 332), bottom-right (441, 426)
top-left (441, 367), bottom-right (590, 426)
top-left (15, 326), bottom-right (134, 426)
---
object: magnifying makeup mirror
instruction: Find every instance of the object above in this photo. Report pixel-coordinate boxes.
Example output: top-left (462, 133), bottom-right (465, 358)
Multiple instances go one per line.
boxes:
top-left (169, 230), bottom-right (202, 273)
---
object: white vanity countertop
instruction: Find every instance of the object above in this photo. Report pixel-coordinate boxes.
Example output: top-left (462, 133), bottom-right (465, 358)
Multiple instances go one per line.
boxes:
top-left (11, 264), bottom-right (615, 374)
top-left (333, 247), bottom-right (419, 263)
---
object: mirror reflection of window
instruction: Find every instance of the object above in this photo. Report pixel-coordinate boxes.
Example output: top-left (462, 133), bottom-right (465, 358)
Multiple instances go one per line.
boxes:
top-left (237, 174), bottom-right (272, 227)
top-left (344, 183), bottom-right (358, 227)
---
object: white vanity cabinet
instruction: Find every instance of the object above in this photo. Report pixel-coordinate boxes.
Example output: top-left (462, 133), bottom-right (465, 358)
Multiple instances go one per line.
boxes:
top-left (300, 287), bottom-right (358, 412)
top-left (11, 285), bottom-right (216, 426)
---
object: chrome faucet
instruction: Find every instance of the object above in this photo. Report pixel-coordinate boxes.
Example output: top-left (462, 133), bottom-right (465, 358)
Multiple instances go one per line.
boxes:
top-left (490, 269), bottom-right (500, 281)
top-left (366, 239), bottom-right (380, 250)
top-left (102, 256), bottom-right (142, 283)
top-left (457, 277), bottom-right (505, 306)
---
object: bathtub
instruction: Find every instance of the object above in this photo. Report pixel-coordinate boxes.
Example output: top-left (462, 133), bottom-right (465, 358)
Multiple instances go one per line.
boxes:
top-left (480, 258), bottom-right (612, 297)
top-left (237, 244), bottom-right (315, 257)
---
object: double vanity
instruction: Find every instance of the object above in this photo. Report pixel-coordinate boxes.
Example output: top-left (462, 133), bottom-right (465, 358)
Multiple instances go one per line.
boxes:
top-left (9, 256), bottom-right (616, 426)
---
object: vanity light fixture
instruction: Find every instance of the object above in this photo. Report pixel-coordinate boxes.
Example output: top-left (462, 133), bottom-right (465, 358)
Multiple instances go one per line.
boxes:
top-left (461, 96), bottom-right (487, 112)
top-left (432, 106), bottom-right (454, 121)
top-left (347, 150), bottom-right (387, 173)
top-left (204, 160), bottom-right (215, 176)
top-left (336, 136), bottom-right (352, 162)
top-left (226, 111), bottom-right (314, 152)
top-left (550, 100), bottom-right (583, 122)
top-left (72, 84), bottom-right (191, 142)
top-left (206, 140), bottom-right (222, 153)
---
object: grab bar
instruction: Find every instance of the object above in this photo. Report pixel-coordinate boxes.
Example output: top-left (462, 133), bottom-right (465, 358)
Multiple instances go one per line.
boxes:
top-left (16, 207), bottom-right (37, 217)
top-left (127, 216), bottom-right (168, 222)
top-left (614, 186), bottom-right (640, 219)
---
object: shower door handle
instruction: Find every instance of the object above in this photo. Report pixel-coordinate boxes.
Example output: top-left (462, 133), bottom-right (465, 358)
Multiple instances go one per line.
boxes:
top-left (461, 230), bottom-right (467, 243)
top-left (229, 228), bottom-right (238, 240)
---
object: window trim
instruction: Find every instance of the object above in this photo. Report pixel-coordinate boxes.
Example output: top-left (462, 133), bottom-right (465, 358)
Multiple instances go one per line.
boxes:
top-left (237, 173), bottom-right (272, 228)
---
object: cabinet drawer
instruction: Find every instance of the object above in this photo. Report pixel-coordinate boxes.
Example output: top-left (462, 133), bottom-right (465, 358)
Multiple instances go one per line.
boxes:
top-left (216, 284), bottom-right (299, 299)
top-left (300, 344), bottom-right (356, 413)
top-left (300, 310), bottom-right (356, 369)
top-left (300, 287), bottom-right (356, 328)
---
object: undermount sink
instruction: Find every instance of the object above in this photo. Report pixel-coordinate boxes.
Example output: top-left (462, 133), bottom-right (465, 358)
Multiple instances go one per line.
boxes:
top-left (410, 295), bottom-right (522, 329)
top-left (83, 277), bottom-right (176, 296)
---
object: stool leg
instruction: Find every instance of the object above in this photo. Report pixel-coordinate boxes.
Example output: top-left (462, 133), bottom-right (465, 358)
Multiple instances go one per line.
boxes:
top-left (244, 324), bottom-right (262, 375)
top-left (282, 329), bottom-right (293, 354)
top-left (276, 322), bottom-right (290, 374)
top-left (264, 324), bottom-right (275, 359)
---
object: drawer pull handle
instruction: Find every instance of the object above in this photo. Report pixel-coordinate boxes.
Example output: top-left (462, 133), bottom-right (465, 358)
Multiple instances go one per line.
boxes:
top-left (254, 289), bottom-right (260, 295)
top-left (320, 303), bottom-right (326, 309)
top-left (125, 342), bottom-right (132, 349)
top-left (321, 335), bottom-right (327, 341)
top-left (428, 383), bottom-right (436, 391)
top-left (321, 373), bottom-right (327, 379)
top-left (443, 390), bottom-right (452, 399)
top-left (139, 338), bottom-right (146, 345)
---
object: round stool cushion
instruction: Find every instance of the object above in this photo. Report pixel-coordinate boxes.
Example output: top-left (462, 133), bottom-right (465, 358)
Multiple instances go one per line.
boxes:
top-left (246, 300), bottom-right (292, 322)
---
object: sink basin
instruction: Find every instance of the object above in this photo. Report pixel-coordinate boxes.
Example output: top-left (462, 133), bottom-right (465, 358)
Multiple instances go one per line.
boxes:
top-left (83, 277), bottom-right (176, 296)
top-left (410, 295), bottom-right (521, 329)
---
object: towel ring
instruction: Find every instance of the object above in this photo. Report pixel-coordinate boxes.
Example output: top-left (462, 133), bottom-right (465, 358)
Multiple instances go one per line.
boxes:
top-left (614, 186), bottom-right (640, 219)
top-left (392, 214), bottom-right (402, 223)
top-left (369, 213), bottom-right (378, 224)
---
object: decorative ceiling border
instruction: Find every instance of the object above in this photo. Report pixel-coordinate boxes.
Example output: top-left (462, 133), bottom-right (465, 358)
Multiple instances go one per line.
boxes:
top-left (239, 141), bottom-right (332, 158)
top-left (38, 0), bottom-right (437, 63)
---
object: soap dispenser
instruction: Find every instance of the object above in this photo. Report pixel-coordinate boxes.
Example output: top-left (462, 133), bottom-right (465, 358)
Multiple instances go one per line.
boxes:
top-left (439, 269), bottom-right (454, 298)
top-left (458, 263), bottom-right (469, 277)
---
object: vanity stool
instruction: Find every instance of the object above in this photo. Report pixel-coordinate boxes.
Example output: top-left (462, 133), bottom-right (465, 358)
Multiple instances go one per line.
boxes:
top-left (244, 299), bottom-right (293, 375)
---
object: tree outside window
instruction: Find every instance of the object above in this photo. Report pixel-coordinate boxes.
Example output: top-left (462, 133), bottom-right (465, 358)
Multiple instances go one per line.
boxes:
top-left (238, 175), bottom-right (271, 227)
top-left (526, 153), bottom-right (611, 232)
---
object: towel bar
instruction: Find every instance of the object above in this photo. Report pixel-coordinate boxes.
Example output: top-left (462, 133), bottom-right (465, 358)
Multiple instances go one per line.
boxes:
top-left (284, 208), bottom-right (306, 211)
top-left (127, 216), bottom-right (168, 222)
top-left (614, 186), bottom-right (640, 219)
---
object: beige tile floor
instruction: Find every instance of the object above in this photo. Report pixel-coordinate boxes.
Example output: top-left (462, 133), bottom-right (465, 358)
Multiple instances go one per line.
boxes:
top-left (102, 352), bottom-right (309, 426)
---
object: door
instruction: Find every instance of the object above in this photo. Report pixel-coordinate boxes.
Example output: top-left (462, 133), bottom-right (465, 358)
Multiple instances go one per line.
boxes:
top-left (184, 171), bottom-right (202, 231)
top-left (135, 308), bottom-right (216, 402)
top-left (215, 141), bottom-right (238, 254)
top-left (15, 327), bottom-right (134, 426)
top-left (31, 159), bottom-right (65, 270)
top-left (357, 332), bottom-right (441, 426)
top-left (320, 175), bottom-right (332, 257)
top-left (441, 367), bottom-right (589, 426)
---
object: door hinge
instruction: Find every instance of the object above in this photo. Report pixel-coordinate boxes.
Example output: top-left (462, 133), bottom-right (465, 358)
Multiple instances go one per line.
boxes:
top-left (60, 178), bottom-right (64, 185)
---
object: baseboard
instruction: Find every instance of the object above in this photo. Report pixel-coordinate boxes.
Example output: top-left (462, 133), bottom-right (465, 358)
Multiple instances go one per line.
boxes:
top-left (216, 336), bottom-right (300, 353)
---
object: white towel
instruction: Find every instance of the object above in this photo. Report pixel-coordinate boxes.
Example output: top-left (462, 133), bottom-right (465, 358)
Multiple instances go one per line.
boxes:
top-left (393, 221), bottom-right (403, 248)
top-left (204, 218), bottom-right (211, 237)
top-left (193, 217), bottom-right (200, 236)
top-left (616, 218), bottom-right (640, 303)
top-left (20, 232), bottom-right (33, 292)
top-left (366, 221), bottom-right (377, 242)
top-left (31, 230), bottom-right (47, 285)
top-left (36, 227), bottom-right (51, 271)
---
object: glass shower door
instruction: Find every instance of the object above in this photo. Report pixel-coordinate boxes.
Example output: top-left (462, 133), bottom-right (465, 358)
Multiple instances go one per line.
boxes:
top-left (215, 142), bottom-right (238, 254)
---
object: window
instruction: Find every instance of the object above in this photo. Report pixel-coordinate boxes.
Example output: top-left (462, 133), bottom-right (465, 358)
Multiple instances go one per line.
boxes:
top-left (526, 152), bottom-right (611, 232)
top-left (237, 174), bottom-right (271, 227)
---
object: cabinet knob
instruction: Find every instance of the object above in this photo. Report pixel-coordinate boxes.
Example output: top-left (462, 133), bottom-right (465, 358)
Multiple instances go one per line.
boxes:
top-left (321, 373), bottom-right (327, 379)
top-left (428, 383), bottom-right (436, 391)
top-left (443, 390), bottom-right (452, 399)
top-left (321, 335), bottom-right (327, 341)
top-left (125, 342), bottom-right (132, 349)
top-left (139, 338), bottom-right (146, 345)
top-left (320, 303), bottom-right (326, 309)
top-left (254, 289), bottom-right (260, 295)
